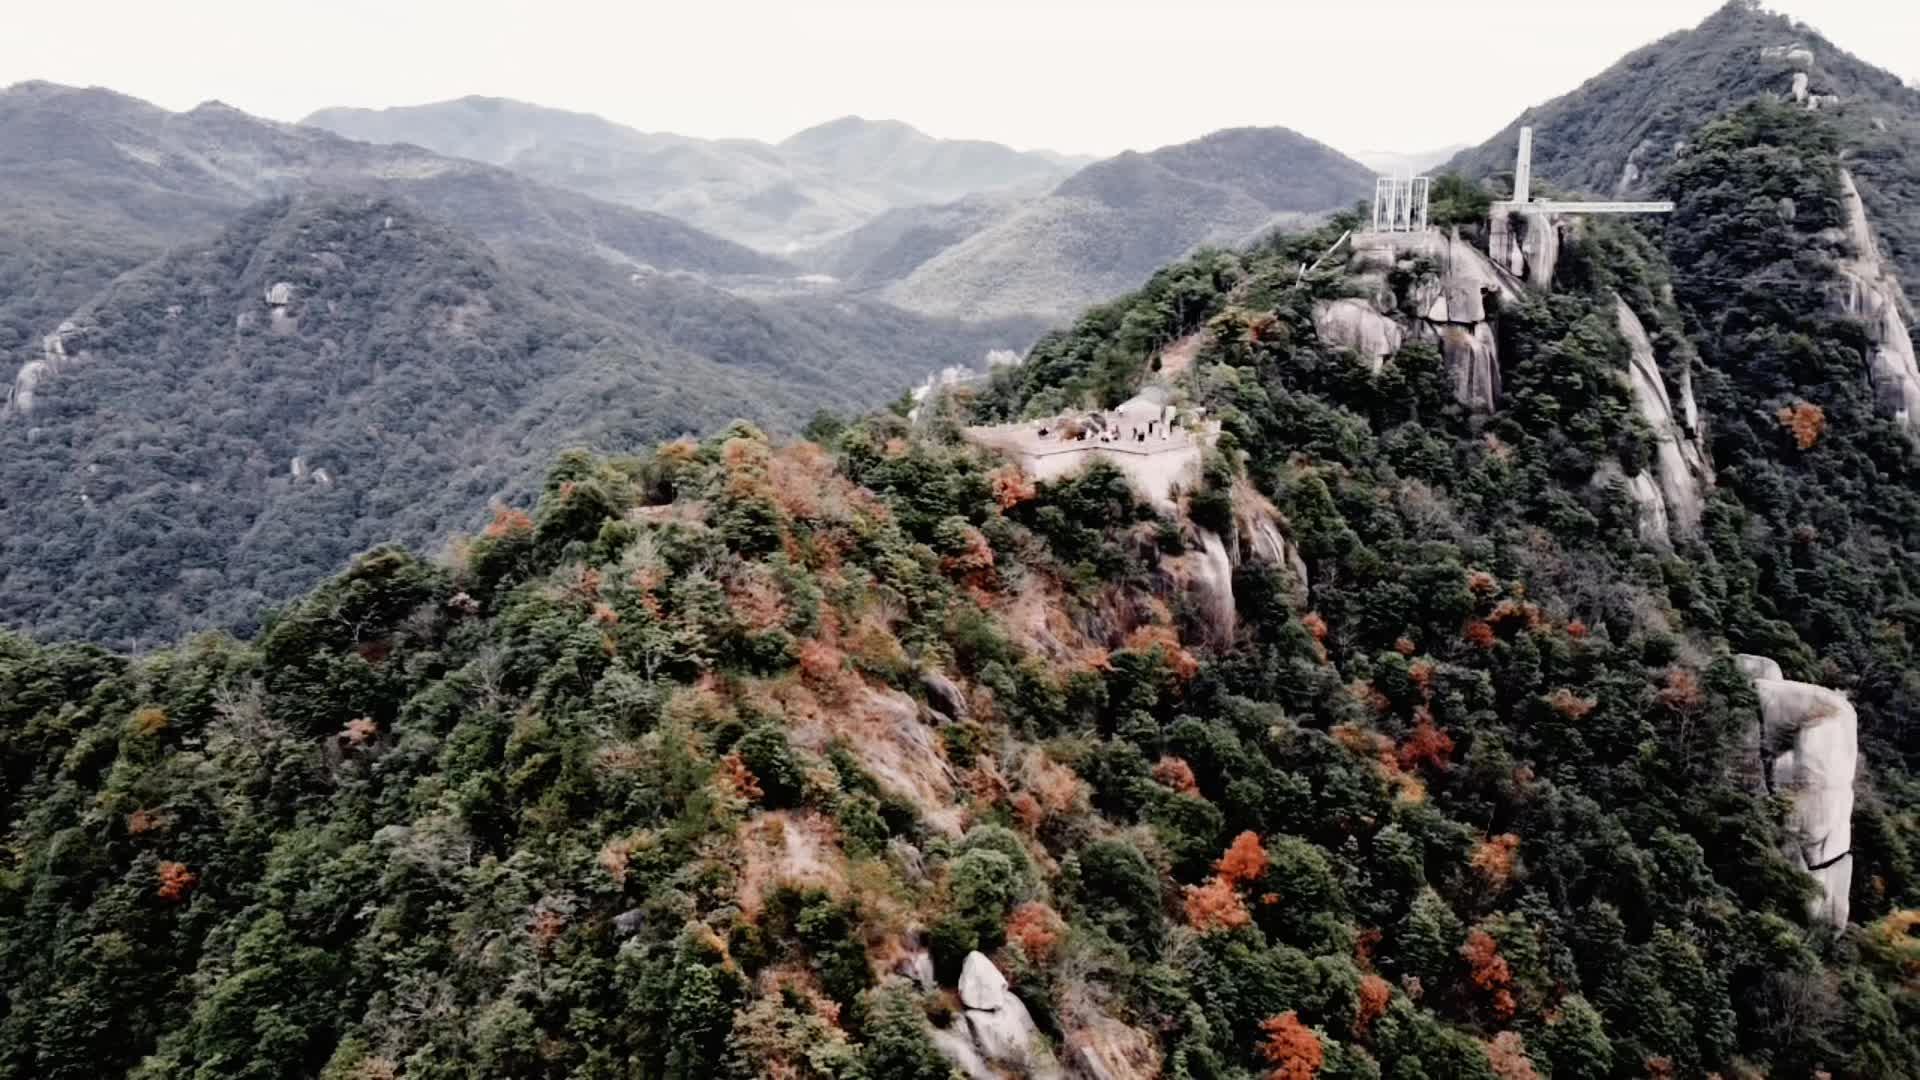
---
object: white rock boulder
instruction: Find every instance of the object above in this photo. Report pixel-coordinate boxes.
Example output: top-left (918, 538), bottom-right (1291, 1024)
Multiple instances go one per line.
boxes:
top-left (935, 953), bottom-right (1065, 1080)
top-left (1739, 654), bottom-right (1858, 928)
top-left (1312, 298), bottom-right (1402, 372)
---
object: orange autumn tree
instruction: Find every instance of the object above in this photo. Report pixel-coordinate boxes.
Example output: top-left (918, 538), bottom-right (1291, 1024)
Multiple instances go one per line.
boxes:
top-left (1354, 974), bottom-right (1391, 1038)
top-left (1183, 875), bottom-right (1250, 932)
top-left (1258, 1011), bottom-right (1323, 1080)
top-left (156, 861), bottom-right (197, 902)
top-left (1777, 400), bottom-right (1825, 450)
top-left (1463, 928), bottom-right (1517, 1021)
top-left (1217, 831), bottom-right (1270, 886)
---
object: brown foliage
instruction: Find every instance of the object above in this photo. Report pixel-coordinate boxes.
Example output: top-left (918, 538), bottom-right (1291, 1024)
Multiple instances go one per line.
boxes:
top-left (529, 908), bottom-right (567, 956)
top-left (1258, 1011), bottom-right (1323, 1080)
top-left (1463, 620), bottom-right (1497, 650)
top-left (1777, 401), bottom-right (1826, 450)
top-left (1355, 974), bottom-right (1392, 1038)
top-left (1006, 901), bottom-right (1066, 963)
top-left (1152, 755), bottom-right (1200, 795)
top-left (1566, 618), bottom-right (1589, 640)
top-left (1467, 570), bottom-right (1499, 597)
top-left (127, 809), bottom-right (165, 836)
top-left (1486, 1032), bottom-right (1540, 1080)
top-left (483, 503), bottom-right (533, 539)
top-left (989, 464), bottom-right (1038, 510)
top-left (342, 716), bottom-right (379, 748)
top-left (1545, 688), bottom-right (1596, 720)
top-left (1183, 876), bottom-right (1251, 932)
top-left (720, 752), bottom-right (765, 803)
top-left (1471, 834), bottom-right (1521, 891)
top-left (1301, 612), bottom-right (1329, 642)
top-left (1656, 668), bottom-right (1704, 713)
top-left (1397, 710), bottom-right (1455, 773)
top-left (128, 706), bottom-right (169, 737)
top-left (940, 524), bottom-right (996, 589)
top-left (1463, 929), bottom-right (1517, 1021)
top-left (1394, 636), bottom-right (1418, 656)
top-left (1408, 660), bottom-right (1436, 697)
top-left (1216, 831), bottom-right (1270, 887)
top-left (156, 861), bottom-right (197, 902)
top-left (1123, 624), bottom-right (1200, 681)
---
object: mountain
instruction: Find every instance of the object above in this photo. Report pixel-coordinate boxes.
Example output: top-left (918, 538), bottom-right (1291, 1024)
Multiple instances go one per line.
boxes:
top-left (0, 86), bottom-right (1042, 648)
top-left (876, 126), bottom-right (1376, 320)
top-left (1442, 0), bottom-right (1920, 301)
top-left (0, 81), bottom-right (793, 355)
top-left (777, 115), bottom-right (1090, 203)
top-left (5, 86), bottom-right (1920, 1078)
top-left (302, 99), bottom-right (1087, 252)
top-left (797, 191), bottom-right (1022, 288)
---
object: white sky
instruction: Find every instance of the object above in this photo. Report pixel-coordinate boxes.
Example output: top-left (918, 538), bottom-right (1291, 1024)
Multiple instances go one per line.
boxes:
top-left (2, 0), bottom-right (1914, 158)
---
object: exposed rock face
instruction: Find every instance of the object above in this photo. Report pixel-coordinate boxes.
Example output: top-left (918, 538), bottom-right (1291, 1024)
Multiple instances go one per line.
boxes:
top-left (5, 320), bottom-right (86, 419)
top-left (1165, 529), bottom-right (1237, 646)
top-left (1231, 476), bottom-right (1310, 603)
top-left (1793, 71), bottom-right (1811, 103)
top-left (1348, 228), bottom-right (1517, 412)
top-left (934, 954), bottom-right (1065, 1080)
top-left (1739, 654), bottom-right (1858, 928)
top-left (1493, 209), bottom-right (1560, 289)
top-left (1834, 170), bottom-right (1920, 430)
top-left (1614, 299), bottom-right (1713, 541)
top-left (920, 670), bottom-right (971, 725)
top-left (1066, 1017), bottom-right (1161, 1080)
top-left (1312, 297), bottom-right (1402, 372)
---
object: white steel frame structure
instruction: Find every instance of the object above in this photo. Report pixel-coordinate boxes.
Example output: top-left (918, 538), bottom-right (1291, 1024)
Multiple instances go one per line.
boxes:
top-left (1371, 175), bottom-right (1430, 233)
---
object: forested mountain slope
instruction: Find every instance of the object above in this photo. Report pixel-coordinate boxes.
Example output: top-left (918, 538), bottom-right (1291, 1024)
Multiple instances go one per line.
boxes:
top-left (303, 100), bottom-right (1085, 253)
top-left (0, 193), bottom-right (1033, 650)
top-left (1443, 0), bottom-right (1920, 305)
top-left (3, 94), bottom-right (1916, 1080)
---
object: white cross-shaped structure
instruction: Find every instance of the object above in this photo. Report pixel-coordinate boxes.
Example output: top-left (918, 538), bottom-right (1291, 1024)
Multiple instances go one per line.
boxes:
top-left (1492, 126), bottom-right (1675, 215)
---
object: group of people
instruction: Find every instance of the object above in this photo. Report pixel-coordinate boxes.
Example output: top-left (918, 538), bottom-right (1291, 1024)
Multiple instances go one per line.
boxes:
top-left (1036, 411), bottom-right (1179, 446)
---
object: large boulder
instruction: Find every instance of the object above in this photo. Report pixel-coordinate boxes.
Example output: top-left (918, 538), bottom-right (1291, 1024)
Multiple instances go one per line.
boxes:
top-left (1312, 298), bottom-right (1402, 372)
top-left (1739, 654), bottom-right (1858, 927)
top-left (935, 953), bottom-right (1065, 1080)
top-left (958, 950), bottom-right (1006, 1010)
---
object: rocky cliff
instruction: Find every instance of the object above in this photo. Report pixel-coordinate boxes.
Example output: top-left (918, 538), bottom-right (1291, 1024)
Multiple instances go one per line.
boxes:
top-left (1737, 654), bottom-right (1858, 928)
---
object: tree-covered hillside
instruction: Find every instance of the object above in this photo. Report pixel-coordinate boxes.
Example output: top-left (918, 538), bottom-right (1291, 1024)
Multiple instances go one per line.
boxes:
top-left (3, 99), bottom-right (1917, 1080)
top-left (0, 195), bottom-right (1034, 650)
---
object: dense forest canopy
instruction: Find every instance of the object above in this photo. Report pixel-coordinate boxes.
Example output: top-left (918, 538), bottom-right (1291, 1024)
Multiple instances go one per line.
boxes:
top-left (3, 89), bottom-right (1918, 1080)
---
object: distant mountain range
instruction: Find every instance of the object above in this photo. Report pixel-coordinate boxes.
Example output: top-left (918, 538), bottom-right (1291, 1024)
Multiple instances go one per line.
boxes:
top-left (303, 99), bottom-right (1092, 253)
top-left (302, 98), bottom-right (1379, 321)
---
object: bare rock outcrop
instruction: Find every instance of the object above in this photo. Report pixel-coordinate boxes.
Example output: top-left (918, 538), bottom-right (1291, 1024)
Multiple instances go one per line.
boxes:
top-left (1834, 170), bottom-right (1920, 431)
top-left (1738, 654), bottom-right (1858, 928)
top-left (1614, 299), bottom-right (1713, 542)
top-left (5, 320), bottom-right (88, 419)
top-left (1231, 476), bottom-right (1310, 603)
top-left (1312, 298), bottom-right (1402, 372)
top-left (933, 953), bottom-right (1065, 1080)
top-left (1066, 1017), bottom-right (1161, 1080)
top-left (1419, 229), bottom-right (1520, 411)
top-left (1164, 528), bottom-right (1237, 646)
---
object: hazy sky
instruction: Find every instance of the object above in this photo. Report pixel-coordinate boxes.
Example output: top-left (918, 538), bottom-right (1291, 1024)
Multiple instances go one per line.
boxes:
top-left (3, 1), bottom-right (1915, 157)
